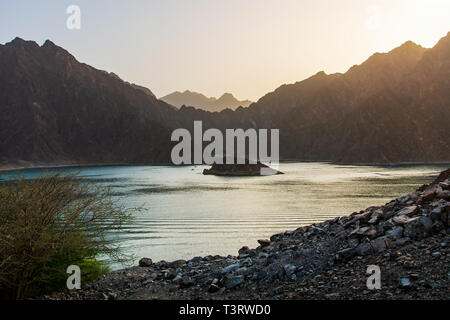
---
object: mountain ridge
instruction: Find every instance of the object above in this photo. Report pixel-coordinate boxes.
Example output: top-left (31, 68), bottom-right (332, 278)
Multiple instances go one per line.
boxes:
top-left (160, 90), bottom-right (253, 111)
top-left (1, 34), bottom-right (449, 168)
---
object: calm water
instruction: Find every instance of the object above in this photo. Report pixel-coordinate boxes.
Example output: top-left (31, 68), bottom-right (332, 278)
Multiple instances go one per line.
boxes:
top-left (2, 163), bottom-right (448, 269)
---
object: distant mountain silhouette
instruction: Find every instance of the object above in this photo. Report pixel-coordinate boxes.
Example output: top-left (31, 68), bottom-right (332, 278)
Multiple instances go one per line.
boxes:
top-left (1, 33), bottom-right (449, 169)
top-left (160, 90), bottom-right (253, 111)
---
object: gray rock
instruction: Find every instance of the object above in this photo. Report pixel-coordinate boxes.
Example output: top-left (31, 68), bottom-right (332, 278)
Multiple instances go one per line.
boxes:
top-left (273, 286), bottom-right (284, 295)
top-left (404, 216), bottom-right (432, 240)
top-left (336, 248), bottom-right (356, 261)
top-left (172, 273), bottom-right (183, 283)
top-left (283, 264), bottom-right (297, 276)
top-left (370, 236), bottom-right (388, 253)
top-left (257, 252), bottom-right (269, 259)
top-left (355, 243), bottom-right (373, 256)
top-left (138, 258), bottom-right (153, 267)
top-left (430, 205), bottom-right (447, 223)
top-left (437, 190), bottom-right (450, 200)
top-left (381, 220), bottom-right (395, 229)
top-left (396, 237), bottom-right (412, 246)
top-left (420, 216), bottom-right (433, 231)
top-left (348, 238), bottom-right (360, 248)
top-left (395, 206), bottom-right (418, 217)
top-left (349, 226), bottom-right (377, 238)
top-left (169, 259), bottom-right (186, 268)
top-left (224, 275), bottom-right (244, 289)
top-left (242, 256), bottom-right (253, 264)
top-left (393, 215), bottom-right (417, 225)
top-left (164, 269), bottom-right (177, 280)
top-left (180, 276), bottom-right (194, 288)
top-left (439, 182), bottom-right (449, 190)
top-left (421, 190), bottom-right (436, 201)
top-left (221, 263), bottom-right (240, 274)
top-left (238, 246), bottom-right (250, 256)
top-left (397, 195), bottom-right (411, 204)
top-left (208, 284), bottom-right (220, 293)
top-left (368, 211), bottom-right (381, 224)
top-left (236, 267), bottom-right (248, 276)
top-left (431, 221), bottom-right (445, 234)
top-left (265, 263), bottom-right (285, 281)
top-left (431, 251), bottom-right (441, 258)
top-left (258, 239), bottom-right (271, 247)
top-left (386, 226), bottom-right (403, 239)
top-left (400, 277), bottom-right (412, 288)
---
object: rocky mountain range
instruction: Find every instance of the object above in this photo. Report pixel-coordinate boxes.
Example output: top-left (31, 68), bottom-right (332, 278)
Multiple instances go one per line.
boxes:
top-left (160, 90), bottom-right (253, 112)
top-left (0, 32), bottom-right (449, 169)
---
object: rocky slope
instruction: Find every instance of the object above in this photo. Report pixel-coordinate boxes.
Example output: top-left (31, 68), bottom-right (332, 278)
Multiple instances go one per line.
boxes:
top-left (160, 90), bottom-right (253, 111)
top-left (46, 168), bottom-right (450, 300)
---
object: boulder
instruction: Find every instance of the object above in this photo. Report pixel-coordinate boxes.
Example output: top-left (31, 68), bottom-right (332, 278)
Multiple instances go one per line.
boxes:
top-left (396, 237), bottom-right (412, 246)
top-left (421, 190), bottom-right (436, 201)
top-left (404, 216), bottom-right (433, 240)
top-left (349, 226), bottom-right (377, 238)
top-left (393, 215), bottom-right (415, 225)
top-left (370, 236), bottom-right (394, 253)
top-left (395, 205), bottom-right (418, 217)
top-left (224, 275), bottom-right (244, 289)
top-left (138, 258), bottom-right (153, 267)
top-left (335, 248), bottom-right (356, 261)
top-left (355, 243), bottom-right (373, 256)
top-left (257, 239), bottom-right (271, 247)
top-left (180, 276), bottom-right (195, 288)
top-left (221, 263), bottom-right (240, 274)
top-left (386, 226), bottom-right (403, 240)
top-left (368, 211), bottom-right (381, 224)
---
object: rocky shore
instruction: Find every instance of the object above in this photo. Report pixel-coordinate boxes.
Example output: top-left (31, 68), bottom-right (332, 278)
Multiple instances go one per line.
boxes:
top-left (203, 161), bottom-right (283, 176)
top-left (46, 169), bottom-right (450, 300)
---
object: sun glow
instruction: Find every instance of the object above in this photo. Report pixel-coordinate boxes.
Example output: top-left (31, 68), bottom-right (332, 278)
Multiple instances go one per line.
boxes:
top-left (0, 0), bottom-right (449, 101)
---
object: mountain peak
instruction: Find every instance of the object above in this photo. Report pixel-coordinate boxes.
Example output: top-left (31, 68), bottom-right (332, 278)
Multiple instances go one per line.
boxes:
top-left (11, 37), bottom-right (25, 43)
top-left (218, 92), bottom-right (235, 99)
top-left (160, 90), bottom-right (252, 111)
top-left (400, 40), bottom-right (419, 47)
top-left (391, 40), bottom-right (424, 54)
top-left (42, 39), bottom-right (57, 48)
top-left (6, 37), bottom-right (39, 49)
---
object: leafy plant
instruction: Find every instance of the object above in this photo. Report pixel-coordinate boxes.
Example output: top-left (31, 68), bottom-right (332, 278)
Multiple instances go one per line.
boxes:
top-left (0, 171), bottom-right (132, 299)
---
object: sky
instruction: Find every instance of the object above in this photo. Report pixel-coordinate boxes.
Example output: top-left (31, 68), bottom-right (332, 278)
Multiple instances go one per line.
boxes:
top-left (1, 0), bottom-right (450, 101)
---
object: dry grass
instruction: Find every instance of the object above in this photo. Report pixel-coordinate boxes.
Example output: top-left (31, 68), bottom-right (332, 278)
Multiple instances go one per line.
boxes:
top-left (0, 171), bottom-right (132, 299)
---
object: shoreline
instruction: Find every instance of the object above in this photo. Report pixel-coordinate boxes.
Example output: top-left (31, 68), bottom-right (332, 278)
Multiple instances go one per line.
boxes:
top-left (2, 160), bottom-right (450, 173)
top-left (46, 168), bottom-right (450, 300)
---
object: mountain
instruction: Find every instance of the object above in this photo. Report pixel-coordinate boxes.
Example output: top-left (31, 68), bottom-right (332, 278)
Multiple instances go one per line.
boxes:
top-left (176, 33), bottom-right (450, 164)
top-left (0, 33), bottom-right (449, 169)
top-left (160, 90), bottom-right (253, 111)
top-left (0, 38), bottom-right (181, 168)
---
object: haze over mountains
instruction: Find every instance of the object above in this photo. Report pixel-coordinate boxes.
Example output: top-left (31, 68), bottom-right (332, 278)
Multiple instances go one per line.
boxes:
top-left (0, 32), bottom-right (449, 169)
top-left (160, 90), bottom-right (253, 112)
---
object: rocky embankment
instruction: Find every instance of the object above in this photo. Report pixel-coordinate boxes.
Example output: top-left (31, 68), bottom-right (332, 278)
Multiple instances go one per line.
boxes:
top-left (47, 169), bottom-right (450, 300)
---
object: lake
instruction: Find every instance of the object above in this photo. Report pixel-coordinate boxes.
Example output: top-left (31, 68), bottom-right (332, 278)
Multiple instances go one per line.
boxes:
top-left (2, 162), bottom-right (447, 269)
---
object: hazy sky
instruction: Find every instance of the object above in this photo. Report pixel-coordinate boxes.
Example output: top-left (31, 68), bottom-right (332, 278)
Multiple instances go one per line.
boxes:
top-left (1, 0), bottom-right (449, 101)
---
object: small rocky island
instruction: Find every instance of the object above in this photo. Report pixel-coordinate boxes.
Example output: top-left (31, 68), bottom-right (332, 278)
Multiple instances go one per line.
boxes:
top-left (47, 168), bottom-right (449, 300)
top-left (203, 161), bottom-right (283, 176)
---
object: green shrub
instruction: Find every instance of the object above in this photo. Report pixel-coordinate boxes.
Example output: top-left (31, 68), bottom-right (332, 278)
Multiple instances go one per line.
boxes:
top-left (0, 171), bottom-right (132, 299)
